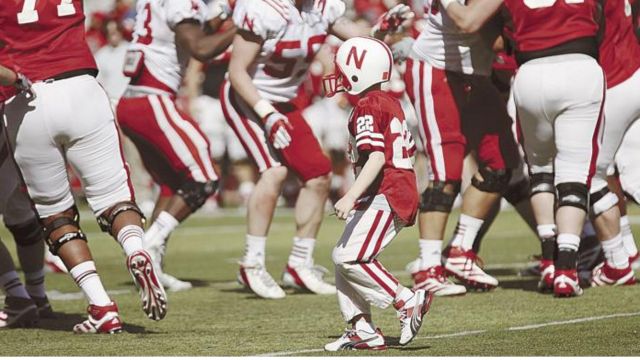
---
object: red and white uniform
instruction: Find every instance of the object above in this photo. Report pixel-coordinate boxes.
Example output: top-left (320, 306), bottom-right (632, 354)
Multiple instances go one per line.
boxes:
top-left (404, 0), bottom-right (519, 184)
top-left (598, 0), bottom-right (640, 200)
top-left (507, 0), bottom-right (604, 187)
top-left (1, 0), bottom-right (134, 218)
top-left (220, 0), bottom-right (339, 181)
top-left (332, 91), bottom-right (418, 319)
top-left (117, 0), bottom-right (219, 190)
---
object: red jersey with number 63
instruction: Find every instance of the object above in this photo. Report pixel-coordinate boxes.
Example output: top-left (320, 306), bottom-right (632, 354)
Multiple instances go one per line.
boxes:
top-left (504, 0), bottom-right (599, 52)
top-left (348, 90), bottom-right (418, 226)
top-left (0, 0), bottom-right (96, 82)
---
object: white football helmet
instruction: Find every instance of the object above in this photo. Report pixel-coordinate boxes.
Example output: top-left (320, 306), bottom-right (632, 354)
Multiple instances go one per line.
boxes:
top-left (323, 37), bottom-right (393, 97)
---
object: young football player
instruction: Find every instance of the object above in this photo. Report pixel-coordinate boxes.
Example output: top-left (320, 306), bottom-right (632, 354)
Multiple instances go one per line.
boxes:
top-left (323, 37), bottom-right (432, 351)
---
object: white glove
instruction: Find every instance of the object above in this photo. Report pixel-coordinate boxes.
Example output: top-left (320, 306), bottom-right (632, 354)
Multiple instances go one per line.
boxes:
top-left (207, 0), bottom-right (233, 21)
top-left (264, 112), bottom-right (293, 149)
top-left (371, 4), bottom-right (415, 36)
top-left (391, 37), bottom-right (415, 62)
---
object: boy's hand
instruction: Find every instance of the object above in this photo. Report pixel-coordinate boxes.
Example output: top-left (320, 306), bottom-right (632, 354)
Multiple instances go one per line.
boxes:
top-left (334, 194), bottom-right (356, 220)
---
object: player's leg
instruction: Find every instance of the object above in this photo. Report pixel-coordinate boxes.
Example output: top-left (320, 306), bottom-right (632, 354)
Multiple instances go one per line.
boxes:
top-left (404, 59), bottom-right (467, 296)
top-left (3, 85), bottom-right (122, 333)
top-left (221, 81), bottom-right (287, 299)
top-left (0, 238), bottom-right (38, 328)
top-left (275, 109), bottom-right (335, 294)
top-left (329, 198), bottom-right (432, 349)
top-left (62, 77), bottom-right (166, 320)
top-left (117, 95), bottom-right (219, 292)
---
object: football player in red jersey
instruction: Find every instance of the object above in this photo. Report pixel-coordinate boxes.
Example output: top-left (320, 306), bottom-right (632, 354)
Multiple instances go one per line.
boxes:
top-left (0, 0), bottom-right (167, 332)
top-left (223, 0), bottom-right (413, 299)
top-left (437, 0), bottom-right (625, 297)
top-left (323, 37), bottom-right (432, 351)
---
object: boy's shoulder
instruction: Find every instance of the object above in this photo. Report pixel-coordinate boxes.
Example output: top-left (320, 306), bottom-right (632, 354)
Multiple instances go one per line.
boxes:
top-left (354, 90), bottom-right (403, 118)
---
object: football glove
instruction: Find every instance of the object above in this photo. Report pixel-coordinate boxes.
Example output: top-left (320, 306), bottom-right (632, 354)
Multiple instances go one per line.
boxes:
top-left (391, 37), bottom-right (415, 63)
top-left (264, 112), bottom-right (293, 149)
top-left (371, 4), bottom-right (415, 36)
top-left (14, 72), bottom-right (35, 100)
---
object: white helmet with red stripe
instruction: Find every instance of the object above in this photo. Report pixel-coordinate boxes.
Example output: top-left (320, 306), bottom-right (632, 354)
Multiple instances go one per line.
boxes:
top-left (323, 36), bottom-right (393, 97)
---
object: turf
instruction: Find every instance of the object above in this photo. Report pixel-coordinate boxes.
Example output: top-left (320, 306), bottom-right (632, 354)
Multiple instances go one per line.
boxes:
top-left (0, 206), bottom-right (639, 356)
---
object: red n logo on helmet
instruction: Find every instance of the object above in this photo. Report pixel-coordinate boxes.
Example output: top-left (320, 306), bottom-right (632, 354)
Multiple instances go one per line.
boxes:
top-left (346, 47), bottom-right (367, 69)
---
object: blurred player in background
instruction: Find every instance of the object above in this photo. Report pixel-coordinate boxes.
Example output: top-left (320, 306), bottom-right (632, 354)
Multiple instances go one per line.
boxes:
top-left (0, 0), bottom-right (166, 333)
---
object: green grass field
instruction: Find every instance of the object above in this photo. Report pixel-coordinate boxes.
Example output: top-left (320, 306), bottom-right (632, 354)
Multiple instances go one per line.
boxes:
top-left (1, 207), bottom-right (639, 356)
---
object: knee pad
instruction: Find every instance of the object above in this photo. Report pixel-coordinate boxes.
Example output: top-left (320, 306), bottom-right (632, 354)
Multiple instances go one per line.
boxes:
top-left (7, 217), bottom-right (43, 247)
top-left (503, 178), bottom-right (530, 205)
top-left (556, 182), bottom-right (589, 212)
top-left (97, 201), bottom-right (145, 234)
top-left (590, 187), bottom-right (619, 217)
top-left (42, 207), bottom-right (87, 256)
top-left (471, 167), bottom-right (512, 193)
top-left (177, 180), bottom-right (219, 212)
top-left (419, 181), bottom-right (460, 213)
top-left (530, 172), bottom-right (555, 196)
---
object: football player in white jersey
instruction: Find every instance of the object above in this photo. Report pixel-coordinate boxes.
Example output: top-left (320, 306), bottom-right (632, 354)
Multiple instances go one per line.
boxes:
top-left (116, 0), bottom-right (236, 292)
top-left (221, 0), bottom-right (413, 298)
top-left (399, 0), bottom-right (520, 294)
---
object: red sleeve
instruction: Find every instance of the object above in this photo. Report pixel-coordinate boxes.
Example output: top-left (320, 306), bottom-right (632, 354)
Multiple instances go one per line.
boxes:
top-left (353, 104), bottom-right (387, 154)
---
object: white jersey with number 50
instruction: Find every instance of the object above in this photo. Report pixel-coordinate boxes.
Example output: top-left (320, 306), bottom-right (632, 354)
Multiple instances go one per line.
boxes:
top-left (127, 0), bottom-right (208, 93)
top-left (411, 0), bottom-right (499, 76)
top-left (232, 0), bottom-right (346, 103)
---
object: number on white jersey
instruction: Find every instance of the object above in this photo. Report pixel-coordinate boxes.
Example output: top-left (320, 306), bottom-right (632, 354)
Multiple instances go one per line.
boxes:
top-left (523, 0), bottom-right (583, 9)
top-left (390, 118), bottom-right (413, 169)
top-left (18, 0), bottom-right (77, 24)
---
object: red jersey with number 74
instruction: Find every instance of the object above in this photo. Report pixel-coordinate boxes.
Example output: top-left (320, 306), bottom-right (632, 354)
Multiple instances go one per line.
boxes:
top-left (348, 90), bottom-right (419, 226)
top-left (0, 0), bottom-right (96, 82)
top-left (504, 0), bottom-right (599, 52)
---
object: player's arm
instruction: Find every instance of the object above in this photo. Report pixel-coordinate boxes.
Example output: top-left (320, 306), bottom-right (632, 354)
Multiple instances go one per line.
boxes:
top-left (441, 0), bottom-right (503, 33)
top-left (174, 20), bottom-right (236, 62)
top-left (330, 4), bottom-right (415, 41)
top-left (228, 29), bottom-right (293, 149)
top-left (0, 64), bottom-right (17, 86)
top-left (334, 151), bottom-right (386, 219)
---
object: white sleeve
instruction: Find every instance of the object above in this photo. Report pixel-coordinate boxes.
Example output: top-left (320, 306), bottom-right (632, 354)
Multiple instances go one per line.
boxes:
top-left (232, 0), bottom-right (289, 40)
top-left (166, 0), bottom-right (207, 29)
top-left (320, 0), bottom-right (346, 25)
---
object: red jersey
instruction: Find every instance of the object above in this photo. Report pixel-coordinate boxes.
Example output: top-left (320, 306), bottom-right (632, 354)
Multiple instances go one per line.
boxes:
top-left (600, 0), bottom-right (640, 88)
top-left (0, 0), bottom-right (96, 82)
top-left (504, 0), bottom-right (599, 52)
top-left (348, 90), bottom-right (419, 225)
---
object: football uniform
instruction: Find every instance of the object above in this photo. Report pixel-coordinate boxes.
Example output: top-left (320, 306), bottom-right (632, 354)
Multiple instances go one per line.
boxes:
top-left (0, 0), bottom-right (134, 218)
top-left (332, 90), bottom-right (418, 318)
top-left (507, 0), bottom-right (604, 187)
top-left (404, 0), bottom-right (519, 184)
top-left (593, 0), bottom-right (640, 199)
top-left (116, 0), bottom-right (219, 192)
top-left (220, 0), bottom-right (340, 181)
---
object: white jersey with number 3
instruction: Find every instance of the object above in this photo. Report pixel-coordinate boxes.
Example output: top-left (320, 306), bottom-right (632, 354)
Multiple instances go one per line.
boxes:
top-left (411, 0), bottom-right (499, 76)
top-left (127, 0), bottom-right (208, 93)
top-left (232, 0), bottom-right (346, 103)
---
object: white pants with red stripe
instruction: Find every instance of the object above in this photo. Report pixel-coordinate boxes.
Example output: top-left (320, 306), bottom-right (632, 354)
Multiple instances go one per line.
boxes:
top-left (512, 54), bottom-right (604, 186)
top-left (332, 194), bottom-right (401, 321)
top-left (3, 75), bottom-right (134, 218)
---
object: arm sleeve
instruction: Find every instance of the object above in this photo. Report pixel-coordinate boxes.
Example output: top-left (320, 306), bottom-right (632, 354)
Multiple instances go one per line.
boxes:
top-left (353, 105), bottom-right (386, 154)
top-left (322, 0), bottom-right (347, 24)
top-left (232, 0), bottom-right (288, 40)
top-left (166, 0), bottom-right (207, 29)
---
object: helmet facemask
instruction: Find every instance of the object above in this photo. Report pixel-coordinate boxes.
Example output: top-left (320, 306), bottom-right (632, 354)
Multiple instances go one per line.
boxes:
top-left (322, 63), bottom-right (351, 98)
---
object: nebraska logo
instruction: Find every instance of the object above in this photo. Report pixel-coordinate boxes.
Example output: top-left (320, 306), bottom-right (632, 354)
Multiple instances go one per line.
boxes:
top-left (243, 14), bottom-right (254, 32)
top-left (346, 47), bottom-right (367, 70)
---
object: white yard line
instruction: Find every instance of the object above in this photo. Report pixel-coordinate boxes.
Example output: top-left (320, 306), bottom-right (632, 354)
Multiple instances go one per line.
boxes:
top-left (253, 312), bottom-right (640, 357)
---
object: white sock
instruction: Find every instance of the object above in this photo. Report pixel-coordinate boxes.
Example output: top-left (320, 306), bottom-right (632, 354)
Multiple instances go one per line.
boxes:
top-left (537, 224), bottom-right (557, 239)
top-left (394, 285), bottom-right (414, 306)
top-left (24, 269), bottom-right (46, 298)
top-left (557, 233), bottom-right (580, 252)
top-left (601, 234), bottom-right (629, 269)
top-left (0, 271), bottom-right (30, 299)
top-left (419, 239), bottom-right (442, 269)
top-left (244, 234), bottom-right (266, 266)
top-left (69, 261), bottom-right (111, 306)
top-left (117, 225), bottom-right (144, 256)
top-left (354, 317), bottom-right (375, 333)
top-left (287, 237), bottom-right (315, 267)
top-left (451, 214), bottom-right (484, 251)
top-left (620, 215), bottom-right (638, 257)
top-left (145, 211), bottom-right (179, 248)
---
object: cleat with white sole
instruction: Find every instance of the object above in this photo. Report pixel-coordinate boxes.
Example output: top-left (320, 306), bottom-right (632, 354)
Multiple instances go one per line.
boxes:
top-left (538, 260), bottom-right (555, 293)
top-left (411, 265), bottom-right (466, 296)
top-left (553, 269), bottom-right (583, 297)
top-left (73, 302), bottom-right (122, 334)
top-left (238, 263), bottom-right (286, 299)
top-left (0, 297), bottom-right (39, 329)
top-left (443, 247), bottom-right (498, 290)
top-left (395, 290), bottom-right (433, 345)
top-left (591, 262), bottom-right (636, 287)
top-left (127, 250), bottom-right (168, 320)
top-left (324, 328), bottom-right (387, 351)
top-left (282, 264), bottom-right (336, 295)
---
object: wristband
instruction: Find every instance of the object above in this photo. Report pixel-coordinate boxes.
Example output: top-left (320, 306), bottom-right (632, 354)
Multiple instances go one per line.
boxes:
top-left (253, 99), bottom-right (277, 119)
top-left (440, 0), bottom-right (457, 9)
